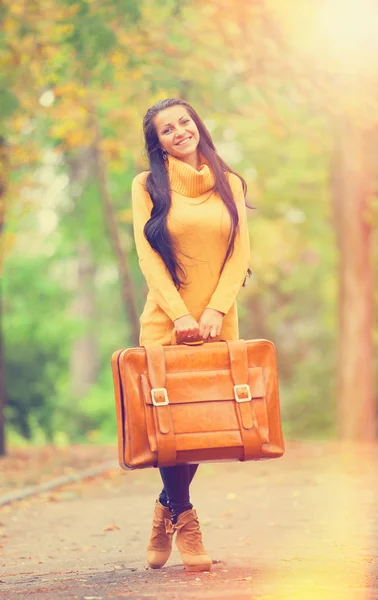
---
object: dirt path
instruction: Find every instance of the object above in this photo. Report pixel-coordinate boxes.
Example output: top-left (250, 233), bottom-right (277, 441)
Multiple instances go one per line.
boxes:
top-left (1, 441), bottom-right (377, 599)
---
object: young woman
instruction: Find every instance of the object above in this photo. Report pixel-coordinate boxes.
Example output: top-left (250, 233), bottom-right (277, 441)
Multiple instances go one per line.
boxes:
top-left (131, 98), bottom-right (252, 572)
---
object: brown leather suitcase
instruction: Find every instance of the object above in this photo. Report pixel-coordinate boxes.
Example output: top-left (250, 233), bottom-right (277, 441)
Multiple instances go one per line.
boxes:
top-left (111, 338), bottom-right (285, 469)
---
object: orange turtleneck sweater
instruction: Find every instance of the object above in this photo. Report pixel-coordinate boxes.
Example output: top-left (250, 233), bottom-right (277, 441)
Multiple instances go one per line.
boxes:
top-left (131, 154), bottom-right (251, 346)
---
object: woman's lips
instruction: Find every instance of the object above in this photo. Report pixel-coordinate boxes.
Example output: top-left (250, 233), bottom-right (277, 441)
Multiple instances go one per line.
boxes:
top-left (175, 136), bottom-right (192, 146)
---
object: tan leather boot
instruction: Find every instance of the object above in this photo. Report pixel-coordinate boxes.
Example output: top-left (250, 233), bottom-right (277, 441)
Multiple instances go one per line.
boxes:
top-left (146, 500), bottom-right (174, 569)
top-left (172, 508), bottom-right (212, 572)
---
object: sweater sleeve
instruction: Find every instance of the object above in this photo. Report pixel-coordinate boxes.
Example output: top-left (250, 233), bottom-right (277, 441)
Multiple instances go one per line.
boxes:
top-left (206, 175), bottom-right (251, 315)
top-left (131, 173), bottom-right (191, 322)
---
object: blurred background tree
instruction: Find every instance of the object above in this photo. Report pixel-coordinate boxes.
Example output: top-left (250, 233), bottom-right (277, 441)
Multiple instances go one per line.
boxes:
top-left (0, 0), bottom-right (376, 455)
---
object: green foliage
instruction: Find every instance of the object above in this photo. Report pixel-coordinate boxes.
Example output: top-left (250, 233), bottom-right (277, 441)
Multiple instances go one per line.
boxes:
top-left (281, 345), bottom-right (336, 439)
top-left (3, 254), bottom-right (75, 439)
top-left (56, 377), bottom-right (118, 443)
top-left (0, 84), bottom-right (18, 120)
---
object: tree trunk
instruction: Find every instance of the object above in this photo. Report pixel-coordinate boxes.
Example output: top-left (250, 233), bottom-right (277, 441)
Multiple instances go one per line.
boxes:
top-left (0, 136), bottom-right (7, 456)
top-left (89, 108), bottom-right (140, 346)
top-left (0, 278), bottom-right (6, 457)
top-left (66, 148), bottom-right (100, 404)
top-left (69, 239), bottom-right (99, 399)
top-left (331, 118), bottom-right (376, 441)
top-left (245, 292), bottom-right (269, 340)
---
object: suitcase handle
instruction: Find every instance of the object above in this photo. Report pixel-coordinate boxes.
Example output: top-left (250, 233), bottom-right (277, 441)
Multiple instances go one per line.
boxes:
top-left (170, 329), bottom-right (226, 346)
top-left (181, 339), bottom-right (227, 346)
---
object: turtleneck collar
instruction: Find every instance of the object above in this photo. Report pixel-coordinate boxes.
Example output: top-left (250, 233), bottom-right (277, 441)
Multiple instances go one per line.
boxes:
top-left (167, 153), bottom-right (216, 198)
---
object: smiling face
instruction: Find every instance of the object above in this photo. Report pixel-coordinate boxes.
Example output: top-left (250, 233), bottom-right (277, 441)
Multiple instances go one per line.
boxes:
top-left (154, 105), bottom-right (200, 162)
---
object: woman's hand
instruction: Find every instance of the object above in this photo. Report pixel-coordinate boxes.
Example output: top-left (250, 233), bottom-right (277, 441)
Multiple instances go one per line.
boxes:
top-left (173, 314), bottom-right (201, 344)
top-left (198, 308), bottom-right (225, 341)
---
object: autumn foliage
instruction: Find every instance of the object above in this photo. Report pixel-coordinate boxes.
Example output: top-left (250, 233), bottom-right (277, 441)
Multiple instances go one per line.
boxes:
top-left (0, 0), bottom-right (377, 453)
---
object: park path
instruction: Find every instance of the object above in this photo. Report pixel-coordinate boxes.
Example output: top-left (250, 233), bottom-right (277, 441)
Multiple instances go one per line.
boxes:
top-left (1, 441), bottom-right (377, 600)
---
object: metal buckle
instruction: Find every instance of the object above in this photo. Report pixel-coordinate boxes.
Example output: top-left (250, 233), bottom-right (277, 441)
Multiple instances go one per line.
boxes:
top-left (234, 384), bottom-right (252, 402)
top-left (151, 387), bottom-right (169, 406)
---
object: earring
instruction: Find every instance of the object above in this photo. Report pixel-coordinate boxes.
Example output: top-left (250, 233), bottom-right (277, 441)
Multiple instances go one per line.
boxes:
top-left (161, 149), bottom-right (168, 161)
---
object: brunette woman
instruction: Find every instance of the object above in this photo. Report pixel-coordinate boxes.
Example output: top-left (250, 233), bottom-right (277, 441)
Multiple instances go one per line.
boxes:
top-left (131, 98), bottom-right (251, 572)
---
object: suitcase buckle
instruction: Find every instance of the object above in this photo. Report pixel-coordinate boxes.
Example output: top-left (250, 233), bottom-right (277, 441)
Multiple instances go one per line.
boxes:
top-left (151, 387), bottom-right (169, 406)
top-left (234, 384), bottom-right (252, 402)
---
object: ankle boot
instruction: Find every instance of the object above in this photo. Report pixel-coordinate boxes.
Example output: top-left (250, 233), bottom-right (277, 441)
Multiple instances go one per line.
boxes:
top-left (172, 508), bottom-right (212, 572)
top-left (146, 500), bottom-right (174, 569)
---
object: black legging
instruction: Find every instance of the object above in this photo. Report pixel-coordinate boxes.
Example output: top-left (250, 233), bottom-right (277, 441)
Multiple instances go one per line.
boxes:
top-left (159, 464), bottom-right (199, 523)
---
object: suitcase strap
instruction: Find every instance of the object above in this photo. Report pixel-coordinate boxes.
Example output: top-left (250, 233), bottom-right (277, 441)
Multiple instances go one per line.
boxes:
top-left (145, 345), bottom-right (177, 467)
top-left (226, 340), bottom-right (263, 460)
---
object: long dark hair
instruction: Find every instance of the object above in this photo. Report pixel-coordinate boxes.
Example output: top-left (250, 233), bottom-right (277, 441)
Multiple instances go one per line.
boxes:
top-left (142, 98), bottom-right (252, 290)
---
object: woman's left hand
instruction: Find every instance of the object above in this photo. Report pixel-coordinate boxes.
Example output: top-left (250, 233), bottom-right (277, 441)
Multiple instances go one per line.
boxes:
top-left (198, 308), bottom-right (225, 341)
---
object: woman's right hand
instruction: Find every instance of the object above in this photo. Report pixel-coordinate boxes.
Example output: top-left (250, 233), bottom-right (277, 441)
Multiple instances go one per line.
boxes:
top-left (173, 314), bottom-right (201, 344)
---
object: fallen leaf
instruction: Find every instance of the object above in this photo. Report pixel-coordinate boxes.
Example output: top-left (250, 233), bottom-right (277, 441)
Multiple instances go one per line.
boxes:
top-left (103, 525), bottom-right (120, 532)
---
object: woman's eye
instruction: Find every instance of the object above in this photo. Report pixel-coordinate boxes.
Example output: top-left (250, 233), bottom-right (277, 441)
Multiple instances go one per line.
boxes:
top-left (162, 119), bottom-right (190, 134)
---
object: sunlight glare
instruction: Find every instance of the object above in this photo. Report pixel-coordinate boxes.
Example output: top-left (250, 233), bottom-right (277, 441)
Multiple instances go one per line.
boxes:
top-left (316, 0), bottom-right (378, 67)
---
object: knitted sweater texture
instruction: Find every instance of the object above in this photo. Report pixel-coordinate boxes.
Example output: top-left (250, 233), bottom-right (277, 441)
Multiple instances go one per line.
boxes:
top-left (131, 153), bottom-right (250, 346)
